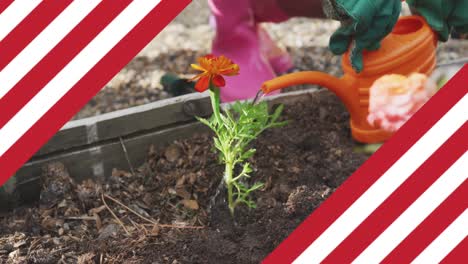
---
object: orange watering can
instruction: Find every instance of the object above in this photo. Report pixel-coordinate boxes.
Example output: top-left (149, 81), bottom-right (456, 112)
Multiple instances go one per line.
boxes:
top-left (261, 16), bottom-right (438, 143)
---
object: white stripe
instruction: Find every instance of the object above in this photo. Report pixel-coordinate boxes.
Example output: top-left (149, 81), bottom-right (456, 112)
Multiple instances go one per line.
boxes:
top-left (412, 209), bottom-right (468, 264)
top-left (294, 94), bottom-right (468, 264)
top-left (354, 153), bottom-right (468, 263)
top-left (0, 0), bottom-right (42, 42)
top-left (0, 0), bottom-right (161, 156)
top-left (0, 0), bottom-right (101, 99)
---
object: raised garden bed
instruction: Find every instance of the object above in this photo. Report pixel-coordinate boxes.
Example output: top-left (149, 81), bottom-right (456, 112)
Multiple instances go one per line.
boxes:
top-left (1, 89), bottom-right (370, 263)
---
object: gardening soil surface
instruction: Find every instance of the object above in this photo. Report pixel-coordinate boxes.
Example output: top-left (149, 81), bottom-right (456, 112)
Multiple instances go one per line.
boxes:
top-left (1, 90), bottom-right (369, 263)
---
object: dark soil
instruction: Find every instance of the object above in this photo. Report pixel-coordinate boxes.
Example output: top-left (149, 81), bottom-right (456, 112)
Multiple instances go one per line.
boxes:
top-left (1, 90), bottom-right (369, 263)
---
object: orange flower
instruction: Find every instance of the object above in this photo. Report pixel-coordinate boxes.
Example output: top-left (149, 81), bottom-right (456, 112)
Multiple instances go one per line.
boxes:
top-left (190, 54), bottom-right (240, 92)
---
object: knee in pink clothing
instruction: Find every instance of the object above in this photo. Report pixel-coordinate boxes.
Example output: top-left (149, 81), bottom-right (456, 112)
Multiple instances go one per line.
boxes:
top-left (208, 0), bottom-right (293, 102)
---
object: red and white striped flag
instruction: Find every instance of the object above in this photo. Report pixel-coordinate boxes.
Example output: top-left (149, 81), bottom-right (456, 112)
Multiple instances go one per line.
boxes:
top-left (0, 0), bottom-right (191, 186)
top-left (264, 66), bottom-right (468, 263)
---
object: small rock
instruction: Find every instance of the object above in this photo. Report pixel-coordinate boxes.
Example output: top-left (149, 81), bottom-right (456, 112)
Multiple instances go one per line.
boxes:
top-left (98, 224), bottom-right (121, 240)
top-left (130, 204), bottom-right (151, 218)
top-left (143, 193), bottom-right (154, 207)
top-left (52, 237), bottom-right (61, 245)
top-left (13, 241), bottom-right (26, 249)
top-left (41, 217), bottom-right (57, 230)
top-left (175, 187), bottom-right (192, 200)
top-left (291, 166), bottom-right (301, 174)
top-left (181, 200), bottom-right (199, 210)
top-left (299, 135), bottom-right (321, 151)
top-left (1, 243), bottom-right (13, 252)
top-left (257, 196), bottom-right (277, 208)
top-left (164, 145), bottom-right (182, 162)
top-left (187, 173), bottom-right (197, 185)
top-left (319, 107), bottom-right (328, 120)
top-left (8, 249), bottom-right (20, 260)
top-left (57, 199), bottom-right (67, 208)
top-left (77, 253), bottom-right (95, 264)
top-left (150, 225), bottom-right (160, 237)
top-left (279, 183), bottom-right (291, 194)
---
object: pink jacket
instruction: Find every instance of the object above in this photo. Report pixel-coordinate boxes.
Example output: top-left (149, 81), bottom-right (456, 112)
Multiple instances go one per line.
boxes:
top-left (209, 0), bottom-right (294, 102)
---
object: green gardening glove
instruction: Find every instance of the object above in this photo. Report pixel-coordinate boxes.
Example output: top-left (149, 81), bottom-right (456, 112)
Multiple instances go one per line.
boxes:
top-left (407, 0), bottom-right (468, 42)
top-left (323, 0), bottom-right (402, 73)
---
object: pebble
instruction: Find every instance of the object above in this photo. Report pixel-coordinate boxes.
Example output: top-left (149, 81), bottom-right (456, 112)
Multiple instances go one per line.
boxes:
top-left (164, 145), bottom-right (182, 162)
top-left (98, 224), bottom-right (120, 240)
top-left (181, 199), bottom-right (200, 210)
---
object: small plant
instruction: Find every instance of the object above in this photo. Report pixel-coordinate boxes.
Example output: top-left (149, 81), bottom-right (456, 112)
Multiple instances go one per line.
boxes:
top-left (190, 55), bottom-right (286, 215)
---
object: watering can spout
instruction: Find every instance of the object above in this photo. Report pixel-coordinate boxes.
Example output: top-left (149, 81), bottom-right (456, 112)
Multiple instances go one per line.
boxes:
top-left (262, 71), bottom-right (346, 94)
top-left (262, 71), bottom-right (354, 112)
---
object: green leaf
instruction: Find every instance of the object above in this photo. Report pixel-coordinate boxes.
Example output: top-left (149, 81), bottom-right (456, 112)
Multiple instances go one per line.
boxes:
top-left (270, 120), bottom-right (288, 128)
top-left (247, 182), bottom-right (264, 193)
top-left (271, 104), bottom-right (284, 122)
top-left (354, 143), bottom-right (382, 154)
top-left (213, 137), bottom-right (225, 154)
top-left (196, 116), bottom-right (212, 128)
top-left (241, 149), bottom-right (256, 161)
top-left (241, 163), bottom-right (253, 175)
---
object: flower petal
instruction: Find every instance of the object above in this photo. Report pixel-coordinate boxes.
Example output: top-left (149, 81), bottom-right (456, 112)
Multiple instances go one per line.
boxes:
top-left (195, 76), bottom-right (210, 92)
top-left (212, 75), bottom-right (226, 88)
top-left (191, 63), bottom-right (206, 72)
top-left (189, 71), bottom-right (208, 82)
top-left (220, 64), bottom-right (240, 76)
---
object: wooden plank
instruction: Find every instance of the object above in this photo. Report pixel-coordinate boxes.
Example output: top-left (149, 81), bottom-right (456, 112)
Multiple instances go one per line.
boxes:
top-left (14, 122), bottom-right (210, 205)
top-left (35, 93), bottom-right (211, 157)
top-left (33, 89), bottom-right (316, 158)
top-left (34, 124), bottom-right (89, 157)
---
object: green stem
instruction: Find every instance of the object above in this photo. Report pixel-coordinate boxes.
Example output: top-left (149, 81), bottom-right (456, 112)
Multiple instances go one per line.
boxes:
top-left (225, 162), bottom-right (235, 216)
top-left (209, 85), bottom-right (222, 125)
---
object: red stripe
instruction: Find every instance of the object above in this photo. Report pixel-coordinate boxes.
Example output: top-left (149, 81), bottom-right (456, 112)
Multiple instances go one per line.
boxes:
top-left (0, 0), bottom-right (191, 186)
top-left (0, 0), bottom-right (14, 14)
top-left (262, 65), bottom-right (468, 263)
top-left (322, 123), bottom-right (468, 263)
top-left (0, 0), bottom-right (73, 70)
top-left (383, 180), bottom-right (468, 263)
top-left (0, 0), bottom-right (132, 130)
top-left (441, 236), bottom-right (468, 264)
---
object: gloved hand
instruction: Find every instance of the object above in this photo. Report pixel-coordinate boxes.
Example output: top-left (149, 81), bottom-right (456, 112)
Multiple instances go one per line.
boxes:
top-left (323, 0), bottom-right (402, 73)
top-left (407, 0), bottom-right (468, 42)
